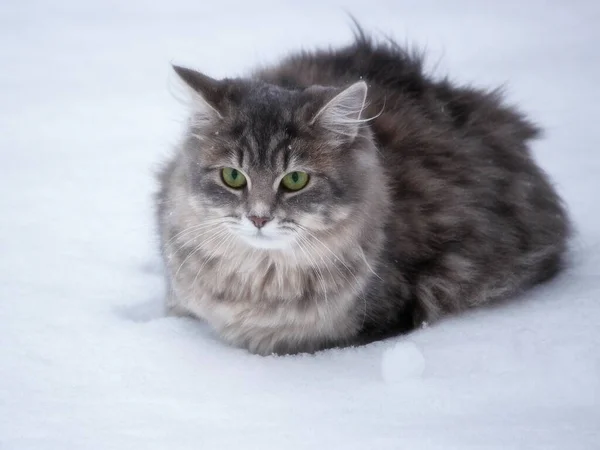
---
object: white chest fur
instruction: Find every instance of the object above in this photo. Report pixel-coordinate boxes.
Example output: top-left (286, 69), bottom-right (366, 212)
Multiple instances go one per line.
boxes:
top-left (166, 235), bottom-right (366, 355)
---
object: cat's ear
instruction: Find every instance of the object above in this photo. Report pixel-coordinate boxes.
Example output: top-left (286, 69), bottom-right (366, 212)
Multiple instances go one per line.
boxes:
top-left (310, 81), bottom-right (368, 141)
top-left (172, 65), bottom-right (226, 120)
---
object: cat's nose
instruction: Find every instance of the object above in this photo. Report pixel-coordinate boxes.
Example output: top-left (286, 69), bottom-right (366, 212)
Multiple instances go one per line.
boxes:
top-left (247, 215), bottom-right (271, 229)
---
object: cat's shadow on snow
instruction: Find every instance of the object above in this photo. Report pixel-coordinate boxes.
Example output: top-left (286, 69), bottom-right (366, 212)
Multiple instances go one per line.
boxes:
top-left (116, 259), bottom-right (168, 323)
top-left (118, 298), bottom-right (165, 323)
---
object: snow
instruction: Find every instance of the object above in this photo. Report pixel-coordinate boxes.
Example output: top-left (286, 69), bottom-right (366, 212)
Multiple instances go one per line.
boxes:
top-left (1, 1), bottom-right (599, 448)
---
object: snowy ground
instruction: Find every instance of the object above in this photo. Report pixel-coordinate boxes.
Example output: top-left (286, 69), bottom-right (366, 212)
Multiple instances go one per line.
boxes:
top-left (1, 1), bottom-right (599, 449)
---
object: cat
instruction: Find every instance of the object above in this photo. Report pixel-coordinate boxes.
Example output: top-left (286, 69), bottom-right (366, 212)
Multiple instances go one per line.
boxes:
top-left (155, 28), bottom-right (570, 356)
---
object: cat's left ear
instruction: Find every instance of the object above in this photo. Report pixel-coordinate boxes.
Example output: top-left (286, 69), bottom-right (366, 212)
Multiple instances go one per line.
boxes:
top-left (310, 81), bottom-right (368, 142)
top-left (172, 65), bottom-right (227, 119)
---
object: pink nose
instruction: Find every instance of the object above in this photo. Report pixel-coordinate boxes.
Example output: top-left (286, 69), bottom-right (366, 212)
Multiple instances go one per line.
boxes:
top-left (248, 216), bottom-right (271, 229)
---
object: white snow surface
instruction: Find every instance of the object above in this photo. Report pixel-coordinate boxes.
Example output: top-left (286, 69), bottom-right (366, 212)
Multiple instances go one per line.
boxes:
top-left (1, 1), bottom-right (599, 448)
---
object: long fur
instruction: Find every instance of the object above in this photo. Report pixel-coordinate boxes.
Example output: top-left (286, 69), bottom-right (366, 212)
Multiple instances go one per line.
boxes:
top-left (156, 29), bottom-right (570, 355)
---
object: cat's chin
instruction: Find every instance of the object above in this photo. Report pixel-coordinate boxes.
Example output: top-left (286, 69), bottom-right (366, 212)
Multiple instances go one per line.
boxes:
top-left (237, 233), bottom-right (293, 251)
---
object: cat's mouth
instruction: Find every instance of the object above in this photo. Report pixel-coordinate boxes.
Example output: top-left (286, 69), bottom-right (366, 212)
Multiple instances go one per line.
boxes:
top-left (238, 232), bottom-right (293, 250)
top-left (226, 218), bottom-right (296, 250)
top-left (231, 226), bottom-right (294, 250)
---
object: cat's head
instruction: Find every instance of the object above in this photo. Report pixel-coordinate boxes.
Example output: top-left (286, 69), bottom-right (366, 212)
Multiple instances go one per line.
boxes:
top-left (173, 65), bottom-right (381, 251)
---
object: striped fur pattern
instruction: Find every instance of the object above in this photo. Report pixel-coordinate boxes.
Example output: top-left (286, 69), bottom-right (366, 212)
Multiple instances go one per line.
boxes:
top-left (156, 32), bottom-right (570, 355)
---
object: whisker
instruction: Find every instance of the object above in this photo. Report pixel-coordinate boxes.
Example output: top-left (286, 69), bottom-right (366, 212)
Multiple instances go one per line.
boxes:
top-left (170, 226), bottom-right (230, 257)
top-left (174, 228), bottom-right (229, 280)
top-left (295, 225), bottom-right (372, 327)
top-left (165, 219), bottom-right (231, 246)
top-left (357, 245), bottom-right (383, 281)
top-left (296, 234), bottom-right (329, 313)
top-left (192, 231), bottom-right (233, 288)
top-left (296, 225), bottom-right (357, 276)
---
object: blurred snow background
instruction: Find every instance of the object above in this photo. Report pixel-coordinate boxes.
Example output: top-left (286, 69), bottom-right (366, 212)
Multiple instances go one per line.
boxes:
top-left (1, 1), bottom-right (599, 448)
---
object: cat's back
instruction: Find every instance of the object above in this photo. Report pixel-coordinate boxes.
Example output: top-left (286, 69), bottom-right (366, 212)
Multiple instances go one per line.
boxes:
top-left (258, 33), bottom-right (538, 144)
top-left (258, 32), bottom-right (426, 95)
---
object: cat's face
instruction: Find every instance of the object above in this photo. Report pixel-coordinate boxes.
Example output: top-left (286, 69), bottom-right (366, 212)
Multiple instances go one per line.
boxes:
top-left (174, 67), bottom-right (375, 251)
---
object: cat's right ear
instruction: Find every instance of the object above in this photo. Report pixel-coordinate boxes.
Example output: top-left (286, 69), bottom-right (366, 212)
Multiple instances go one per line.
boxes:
top-left (172, 65), bottom-right (225, 120)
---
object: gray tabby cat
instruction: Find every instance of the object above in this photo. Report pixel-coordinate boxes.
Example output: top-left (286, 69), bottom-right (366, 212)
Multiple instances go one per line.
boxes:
top-left (156, 31), bottom-right (570, 355)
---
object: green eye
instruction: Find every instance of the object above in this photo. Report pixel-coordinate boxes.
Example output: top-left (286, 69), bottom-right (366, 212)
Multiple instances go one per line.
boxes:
top-left (221, 167), bottom-right (247, 189)
top-left (281, 171), bottom-right (309, 191)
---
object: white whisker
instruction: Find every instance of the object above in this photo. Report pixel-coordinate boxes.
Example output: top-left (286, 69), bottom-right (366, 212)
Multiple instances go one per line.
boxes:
top-left (295, 225), bottom-right (371, 327)
top-left (165, 219), bottom-right (230, 246)
top-left (192, 231), bottom-right (233, 288)
top-left (295, 235), bottom-right (329, 314)
top-left (174, 228), bottom-right (229, 280)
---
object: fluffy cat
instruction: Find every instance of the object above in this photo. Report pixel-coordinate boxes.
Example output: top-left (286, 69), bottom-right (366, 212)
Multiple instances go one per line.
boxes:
top-left (156, 30), bottom-right (570, 355)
